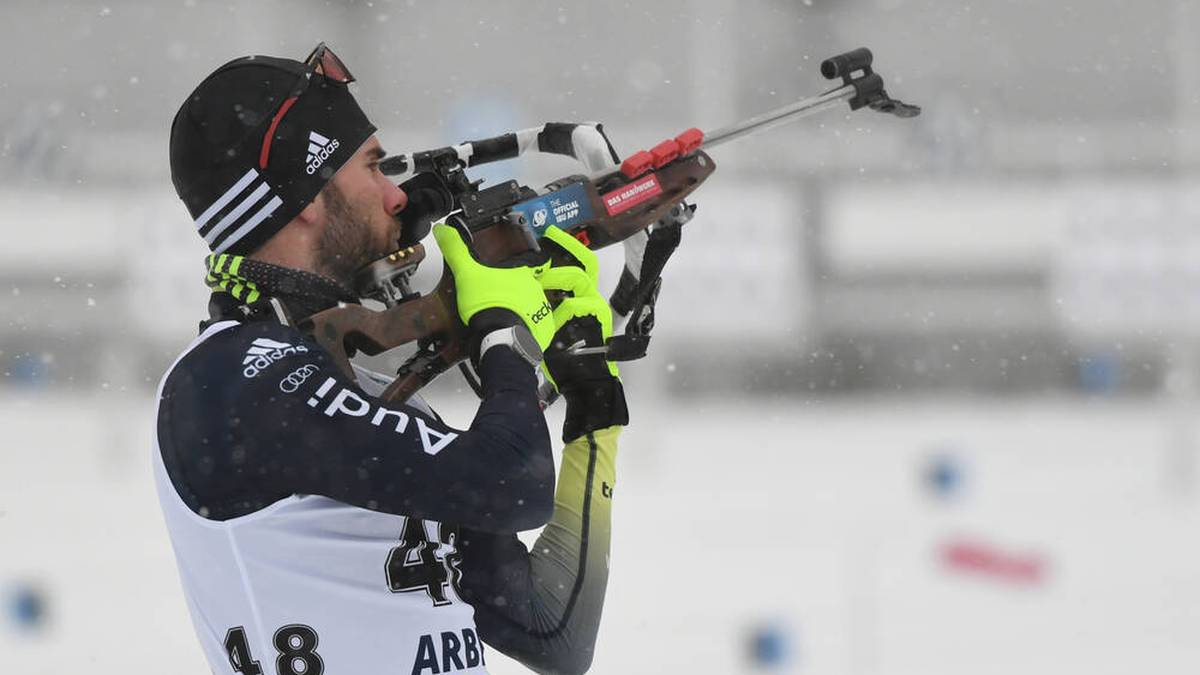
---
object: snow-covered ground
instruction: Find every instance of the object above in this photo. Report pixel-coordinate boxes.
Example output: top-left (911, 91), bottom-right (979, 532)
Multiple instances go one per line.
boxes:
top-left (3, 391), bottom-right (1198, 674)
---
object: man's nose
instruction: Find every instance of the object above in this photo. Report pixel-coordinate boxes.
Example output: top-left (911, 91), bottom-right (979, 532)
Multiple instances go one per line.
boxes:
top-left (387, 181), bottom-right (408, 215)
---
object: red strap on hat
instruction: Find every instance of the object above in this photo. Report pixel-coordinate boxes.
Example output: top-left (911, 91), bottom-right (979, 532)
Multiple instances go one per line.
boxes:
top-left (258, 96), bottom-right (300, 169)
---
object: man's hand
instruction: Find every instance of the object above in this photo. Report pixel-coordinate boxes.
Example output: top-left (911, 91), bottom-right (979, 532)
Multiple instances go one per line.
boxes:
top-left (433, 223), bottom-right (556, 359)
top-left (539, 226), bottom-right (629, 441)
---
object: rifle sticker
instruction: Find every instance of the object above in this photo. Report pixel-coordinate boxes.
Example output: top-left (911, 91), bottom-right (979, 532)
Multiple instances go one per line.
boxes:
top-left (512, 182), bottom-right (594, 238)
top-left (601, 174), bottom-right (662, 216)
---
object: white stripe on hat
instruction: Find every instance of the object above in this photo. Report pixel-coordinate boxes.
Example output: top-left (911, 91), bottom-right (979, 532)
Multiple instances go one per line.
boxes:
top-left (203, 182), bottom-right (271, 245)
top-left (194, 168), bottom-right (259, 231)
top-left (307, 142), bottom-right (323, 157)
top-left (212, 196), bottom-right (284, 254)
top-left (310, 131), bottom-right (330, 145)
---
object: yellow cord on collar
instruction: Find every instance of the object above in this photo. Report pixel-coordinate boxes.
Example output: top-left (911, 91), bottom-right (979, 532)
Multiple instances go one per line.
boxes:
top-left (204, 253), bottom-right (261, 304)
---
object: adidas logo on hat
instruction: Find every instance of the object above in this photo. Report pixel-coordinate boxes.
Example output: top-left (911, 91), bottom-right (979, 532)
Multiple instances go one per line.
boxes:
top-left (305, 131), bottom-right (340, 175)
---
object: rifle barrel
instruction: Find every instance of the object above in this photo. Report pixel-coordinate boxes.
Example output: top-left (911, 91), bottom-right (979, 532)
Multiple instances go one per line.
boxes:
top-left (700, 83), bottom-right (857, 150)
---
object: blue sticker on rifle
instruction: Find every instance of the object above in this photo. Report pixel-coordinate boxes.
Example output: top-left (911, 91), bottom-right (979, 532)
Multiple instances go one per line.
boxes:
top-left (512, 182), bottom-right (593, 238)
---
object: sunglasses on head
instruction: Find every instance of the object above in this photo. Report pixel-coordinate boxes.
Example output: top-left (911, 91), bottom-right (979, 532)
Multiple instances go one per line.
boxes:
top-left (302, 42), bottom-right (355, 85)
top-left (259, 42), bottom-right (355, 170)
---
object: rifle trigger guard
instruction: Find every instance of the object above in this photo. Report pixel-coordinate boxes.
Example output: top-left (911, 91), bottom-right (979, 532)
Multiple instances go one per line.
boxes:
top-left (605, 334), bottom-right (651, 362)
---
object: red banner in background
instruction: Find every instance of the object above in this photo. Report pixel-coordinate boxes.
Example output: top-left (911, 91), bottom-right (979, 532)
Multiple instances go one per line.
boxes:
top-left (940, 537), bottom-right (1048, 586)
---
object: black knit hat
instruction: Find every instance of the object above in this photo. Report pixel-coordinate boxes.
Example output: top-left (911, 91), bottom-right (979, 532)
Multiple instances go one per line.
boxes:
top-left (169, 45), bottom-right (376, 255)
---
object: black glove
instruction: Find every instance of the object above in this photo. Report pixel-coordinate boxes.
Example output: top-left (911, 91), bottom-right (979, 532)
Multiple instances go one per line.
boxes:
top-left (539, 227), bottom-right (629, 442)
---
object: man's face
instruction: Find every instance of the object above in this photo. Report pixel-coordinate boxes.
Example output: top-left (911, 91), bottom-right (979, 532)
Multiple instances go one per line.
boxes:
top-left (312, 136), bottom-right (407, 285)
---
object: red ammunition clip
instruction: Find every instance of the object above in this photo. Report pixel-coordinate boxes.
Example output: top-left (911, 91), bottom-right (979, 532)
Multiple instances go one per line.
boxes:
top-left (675, 128), bottom-right (704, 154)
top-left (650, 139), bottom-right (680, 168)
top-left (620, 150), bottom-right (654, 179)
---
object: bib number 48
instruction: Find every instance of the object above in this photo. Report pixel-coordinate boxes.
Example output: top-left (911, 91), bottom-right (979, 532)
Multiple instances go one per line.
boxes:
top-left (225, 625), bottom-right (324, 675)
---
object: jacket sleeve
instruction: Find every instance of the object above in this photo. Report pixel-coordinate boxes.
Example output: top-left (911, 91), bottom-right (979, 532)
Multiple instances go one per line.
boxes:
top-left (156, 320), bottom-right (554, 532)
top-left (453, 425), bottom-right (621, 675)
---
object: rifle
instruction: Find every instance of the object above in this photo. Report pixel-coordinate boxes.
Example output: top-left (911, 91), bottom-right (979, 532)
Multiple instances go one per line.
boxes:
top-left (297, 48), bottom-right (920, 402)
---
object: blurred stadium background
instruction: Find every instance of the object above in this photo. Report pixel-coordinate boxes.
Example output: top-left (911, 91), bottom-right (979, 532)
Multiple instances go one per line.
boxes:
top-left (3, 0), bottom-right (1200, 673)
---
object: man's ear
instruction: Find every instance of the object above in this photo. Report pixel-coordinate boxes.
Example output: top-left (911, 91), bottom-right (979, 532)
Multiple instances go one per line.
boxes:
top-left (294, 194), bottom-right (325, 231)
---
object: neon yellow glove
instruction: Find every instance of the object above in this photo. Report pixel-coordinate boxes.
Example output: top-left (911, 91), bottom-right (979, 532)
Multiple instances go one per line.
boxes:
top-left (433, 223), bottom-right (555, 350)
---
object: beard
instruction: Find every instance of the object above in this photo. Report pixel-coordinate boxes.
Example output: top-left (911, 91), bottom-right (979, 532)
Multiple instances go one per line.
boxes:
top-left (313, 183), bottom-right (393, 287)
